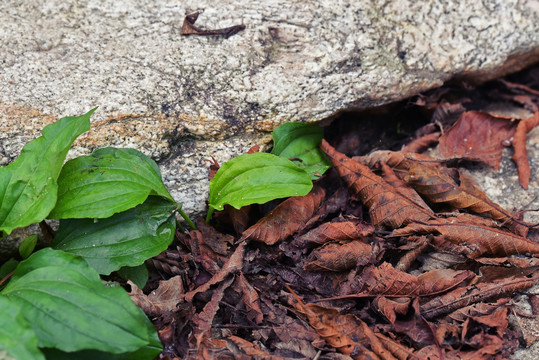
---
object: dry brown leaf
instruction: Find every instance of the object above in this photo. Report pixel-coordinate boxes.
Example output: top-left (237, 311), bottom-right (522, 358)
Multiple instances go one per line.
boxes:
top-left (380, 161), bottom-right (432, 212)
top-left (128, 276), bottom-right (184, 316)
top-left (240, 185), bottom-right (326, 245)
top-left (375, 332), bottom-right (419, 360)
top-left (303, 240), bottom-right (374, 272)
top-left (181, 242), bottom-right (245, 303)
top-left (226, 335), bottom-right (285, 360)
top-left (354, 150), bottom-right (439, 173)
top-left (395, 236), bottom-right (430, 272)
top-left (180, 11), bottom-right (245, 38)
top-left (392, 218), bottom-right (539, 258)
top-left (405, 163), bottom-right (514, 223)
top-left (232, 273), bottom-right (264, 324)
top-left (287, 285), bottom-right (396, 360)
top-left (373, 296), bottom-right (411, 325)
top-left (438, 111), bottom-right (517, 170)
top-left (401, 131), bottom-right (441, 153)
top-left (512, 112), bottom-right (539, 189)
top-left (294, 219), bottom-right (375, 247)
top-left (321, 139), bottom-right (434, 228)
top-left (421, 271), bottom-right (539, 319)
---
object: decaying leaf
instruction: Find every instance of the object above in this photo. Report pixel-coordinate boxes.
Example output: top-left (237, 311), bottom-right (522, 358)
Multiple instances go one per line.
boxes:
top-left (180, 11), bottom-right (245, 38)
top-left (405, 162), bottom-right (515, 223)
top-left (294, 218), bottom-right (374, 247)
top-left (321, 139), bottom-right (434, 228)
top-left (421, 271), bottom-right (539, 319)
top-left (287, 286), bottom-right (396, 359)
top-left (438, 111), bottom-right (517, 170)
top-left (512, 112), bottom-right (539, 189)
top-left (392, 218), bottom-right (539, 258)
top-left (303, 240), bottom-right (374, 272)
top-left (128, 276), bottom-right (184, 316)
top-left (241, 185), bottom-right (326, 245)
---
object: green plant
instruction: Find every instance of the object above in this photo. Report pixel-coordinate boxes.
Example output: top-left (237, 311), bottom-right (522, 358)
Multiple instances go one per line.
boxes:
top-left (0, 109), bottom-right (177, 359)
top-left (206, 122), bottom-right (331, 222)
top-left (0, 109), bottom-right (329, 359)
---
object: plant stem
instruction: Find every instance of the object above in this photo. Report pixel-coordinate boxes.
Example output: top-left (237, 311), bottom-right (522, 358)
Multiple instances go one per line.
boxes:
top-left (205, 208), bottom-right (214, 223)
top-left (178, 208), bottom-right (197, 230)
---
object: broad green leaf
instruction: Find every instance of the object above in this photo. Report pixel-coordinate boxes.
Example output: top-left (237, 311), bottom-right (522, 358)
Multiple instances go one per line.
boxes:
top-left (117, 264), bottom-right (149, 289)
top-left (0, 109), bottom-right (94, 235)
top-left (208, 152), bottom-right (312, 214)
top-left (49, 147), bottom-right (173, 219)
top-left (271, 122), bottom-right (331, 179)
top-left (1, 248), bottom-right (150, 353)
top-left (41, 313), bottom-right (162, 360)
top-left (52, 197), bottom-right (176, 275)
top-left (19, 234), bottom-right (38, 259)
top-left (0, 296), bottom-right (45, 360)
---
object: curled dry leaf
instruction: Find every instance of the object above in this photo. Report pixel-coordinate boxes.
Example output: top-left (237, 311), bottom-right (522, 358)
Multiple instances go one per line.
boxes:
top-left (421, 271), bottom-right (539, 319)
top-left (287, 285), bottom-right (397, 360)
top-left (128, 276), bottom-right (184, 316)
top-left (380, 161), bottom-right (432, 212)
top-left (405, 163), bottom-right (514, 223)
top-left (241, 185), bottom-right (326, 245)
top-left (180, 11), bottom-right (246, 38)
top-left (392, 218), bottom-right (539, 258)
top-left (294, 218), bottom-right (375, 247)
top-left (232, 273), bottom-right (264, 324)
top-left (438, 111), bottom-right (517, 170)
top-left (303, 240), bottom-right (374, 272)
top-left (373, 296), bottom-right (411, 325)
top-left (226, 335), bottom-right (285, 360)
top-left (512, 112), bottom-right (539, 189)
top-left (354, 150), bottom-right (439, 173)
top-left (395, 236), bottom-right (430, 272)
top-left (321, 139), bottom-right (434, 228)
top-left (446, 298), bottom-right (510, 323)
top-left (375, 332), bottom-right (419, 360)
top-left (401, 131), bottom-right (441, 153)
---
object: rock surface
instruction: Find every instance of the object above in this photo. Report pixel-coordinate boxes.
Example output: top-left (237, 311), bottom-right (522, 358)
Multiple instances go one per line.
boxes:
top-left (1, 0), bottom-right (539, 214)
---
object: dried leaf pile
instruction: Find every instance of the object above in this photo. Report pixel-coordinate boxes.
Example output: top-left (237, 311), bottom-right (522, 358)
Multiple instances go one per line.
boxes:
top-left (131, 68), bottom-right (539, 359)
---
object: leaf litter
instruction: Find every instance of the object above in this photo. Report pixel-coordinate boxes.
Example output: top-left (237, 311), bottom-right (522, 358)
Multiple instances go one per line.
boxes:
top-left (130, 66), bottom-right (539, 359)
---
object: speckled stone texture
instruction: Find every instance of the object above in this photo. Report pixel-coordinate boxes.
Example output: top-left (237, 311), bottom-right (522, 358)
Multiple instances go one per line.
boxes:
top-left (1, 0), bottom-right (539, 214)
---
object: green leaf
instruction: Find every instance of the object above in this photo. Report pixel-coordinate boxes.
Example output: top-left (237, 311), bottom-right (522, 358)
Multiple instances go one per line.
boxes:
top-left (117, 264), bottom-right (149, 289)
top-left (208, 152), bottom-right (313, 215)
top-left (49, 147), bottom-right (173, 219)
top-left (271, 122), bottom-right (331, 180)
top-left (41, 314), bottom-right (162, 360)
top-left (0, 109), bottom-right (94, 235)
top-left (19, 234), bottom-right (38, 259)
top-left (1, 248), bottom-right (150, 353)
top-left (0, 296), bottom-right (45, 360)
top-left (52, 197), bottom-right (176, 275)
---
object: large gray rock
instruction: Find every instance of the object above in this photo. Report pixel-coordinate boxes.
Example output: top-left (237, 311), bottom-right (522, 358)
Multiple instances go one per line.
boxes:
top-left (1, 0), bottom-right (539, 214)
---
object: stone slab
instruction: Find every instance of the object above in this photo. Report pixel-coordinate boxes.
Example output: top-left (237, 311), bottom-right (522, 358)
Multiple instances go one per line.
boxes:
top-left (1, 0), bottom-right (539, 214)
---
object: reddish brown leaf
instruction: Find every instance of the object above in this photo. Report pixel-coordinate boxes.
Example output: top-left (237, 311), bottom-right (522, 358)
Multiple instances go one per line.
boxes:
top-left (380, 161), bottom-right (432, 212)
top-left (191, 276), bottom-right (235, 349)
top-left (392, 218), bottom-right (539, 258)
top-left (395, 236), bottom-right (429, 272)
top-left (181, 242), bottom-right (245, 303)
top-left (241, 185), bottom-right (326, 245)
top-left (304, 240), bottom-right (374, 272)
top-left (421, 271), bottom-right (539, 319)
top-left (354, 150), bottom-right (439, 173)
top-left (287, 286), bottom-right (396, 359)
top-left (373, 296), bottom-right (411, 325)
top-left (204, 156), bottom-right (220, 181)
top-left (512, 112), bottom-right (539, 189)
top-left (128, 276), bottom-right (184, 316)
top-left (232, 273), bottom-right (264, 324)
top-left (405, 162), bottom-right (515, 223)
top-left (224, 204), bottom-right (251, 235)
top-left (294, 218), bottom-right (375, 247)
top-left (180, 11), bottom-right (245, 38)
top-left (438, 111), bottom-right (517, 170)
top-left (226, 335), bottom-right (285, 360)
top-left (375, 332), bottom-right (419, 360)
top-left (195, 218), bottom-right (234, 255)
top-left (321, 139), bottom-right (434, 228)
top-left (401, 131), bottom-right (441, 153)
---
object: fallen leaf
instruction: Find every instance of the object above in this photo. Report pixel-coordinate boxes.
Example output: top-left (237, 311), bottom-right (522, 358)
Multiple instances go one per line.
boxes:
top-left (405, 163), bottom-right (516, 223)
top-left (226, 335), bottom-right (285, 360)
top-left (421, 271), bottom-right (538, 319)
top-left (294, 218), bottom-right (375, 247)
top-left (180, 11), bottom-right (245, 38)
top-left (512, 112), bottom-right (539, 189)
top-left (303, 240), bottom-right (374, 272)
top-left (241, 185), bottom-right (326, 245)
top-left (232, 273), bottom-right (264, 324)
top-left (287, 285), bottom-right (396, 359)
top-left (128, 276), bottom-right (184, 316)
top-left (321, 139), bottom-right (434, 228)
top-left (401, 131), bottom-right (441, 153)
top-left (438, 111), bottom-right (517, 170)
top-left (392, 218), bottom-right (539, 258)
